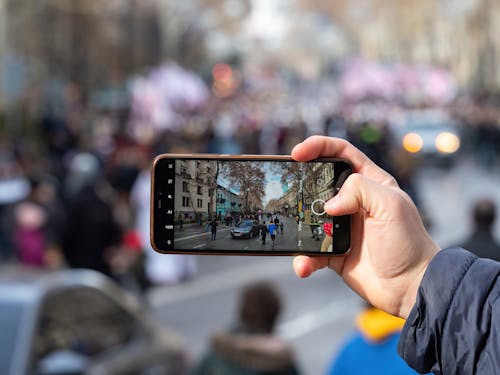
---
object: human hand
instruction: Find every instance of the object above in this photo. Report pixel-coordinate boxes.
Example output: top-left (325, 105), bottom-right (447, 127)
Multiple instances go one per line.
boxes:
top-left (291, 136), bottom-right (439, 318)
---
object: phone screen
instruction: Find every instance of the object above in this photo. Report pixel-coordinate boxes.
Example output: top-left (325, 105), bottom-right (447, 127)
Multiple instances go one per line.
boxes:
top-left (151, 155), bottom-right (351, 255)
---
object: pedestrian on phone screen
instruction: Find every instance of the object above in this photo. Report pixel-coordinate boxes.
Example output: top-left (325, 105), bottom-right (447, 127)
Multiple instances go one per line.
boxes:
top-left (260, 221), bottom-right (268, 244)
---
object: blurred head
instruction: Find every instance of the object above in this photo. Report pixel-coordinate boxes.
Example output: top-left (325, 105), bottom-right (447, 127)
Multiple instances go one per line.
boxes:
top-left (14, 201), bottom-right (47, 229)
top-left (472, 198), bottom-right (496, 230)
top-left (29, 174), bottom-right (59, 204)
top-left (65, 152), bottom-right (102, 197)
top-left (239, 280), bottom-right (281, 334)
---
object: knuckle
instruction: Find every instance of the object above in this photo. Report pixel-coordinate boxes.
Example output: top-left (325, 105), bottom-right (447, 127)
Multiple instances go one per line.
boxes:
top-left (345, 172), bottom-right (363, 188)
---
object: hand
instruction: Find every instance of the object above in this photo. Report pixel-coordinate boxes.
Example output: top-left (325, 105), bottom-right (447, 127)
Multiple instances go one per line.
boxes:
top-left (291, 136), bottom-right (439, 318)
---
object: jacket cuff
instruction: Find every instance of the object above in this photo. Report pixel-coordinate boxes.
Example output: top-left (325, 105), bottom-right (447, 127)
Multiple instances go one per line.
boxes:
top-left (398, 247), bottom-right (477, 373)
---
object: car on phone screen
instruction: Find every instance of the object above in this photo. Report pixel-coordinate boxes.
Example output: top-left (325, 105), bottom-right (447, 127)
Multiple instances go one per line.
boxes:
top-left (230, 220), bottom-right (260, 239)
top-left (0, 267), bottom-right (188, 375)
top-left (392, 109), bottom-right (461, 164)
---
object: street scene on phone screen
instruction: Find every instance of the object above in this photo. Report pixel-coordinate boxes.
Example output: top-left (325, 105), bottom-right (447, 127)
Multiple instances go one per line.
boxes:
top-left (173, 160), bottom-right (339, 252)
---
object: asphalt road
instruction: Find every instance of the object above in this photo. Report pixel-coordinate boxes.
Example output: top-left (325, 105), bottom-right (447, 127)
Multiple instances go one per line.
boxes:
top-left (149, 156), bottom-right (500, 375)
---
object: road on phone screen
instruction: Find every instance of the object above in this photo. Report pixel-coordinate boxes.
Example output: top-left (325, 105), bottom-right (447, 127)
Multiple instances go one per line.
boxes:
top-left (149, 157), bottom-right (500, 375)
top-left (174, 216), bottom-right (321, 252)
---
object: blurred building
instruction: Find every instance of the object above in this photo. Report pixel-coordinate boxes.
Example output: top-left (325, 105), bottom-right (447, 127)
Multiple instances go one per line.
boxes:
top-left (1, 0), bottom-right (500, 123)
top-left (242, 0), bottom-right (348, 80)
top-left (295, 0), bottom-right (500, 90)
top-left (0, 0), bottom-right (161, 102)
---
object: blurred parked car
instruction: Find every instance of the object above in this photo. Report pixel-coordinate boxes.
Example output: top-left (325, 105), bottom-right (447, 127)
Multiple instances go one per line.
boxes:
top-left (230, 220), bottom-right (260, 239)
top-left (0, 267), bottom-right (188, 375)
top-left (392, 109), bottom-right (461, 164)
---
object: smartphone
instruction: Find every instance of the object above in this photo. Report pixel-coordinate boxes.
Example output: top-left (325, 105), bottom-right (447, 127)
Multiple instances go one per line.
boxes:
top-left (151, 154), bottom-right (352, 256)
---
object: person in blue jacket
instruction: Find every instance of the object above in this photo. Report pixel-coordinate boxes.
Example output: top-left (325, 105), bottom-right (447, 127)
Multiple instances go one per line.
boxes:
top-left (327, 304), bottom-right (426, 375)
top-left (290, 136), bottom-right (500, 375)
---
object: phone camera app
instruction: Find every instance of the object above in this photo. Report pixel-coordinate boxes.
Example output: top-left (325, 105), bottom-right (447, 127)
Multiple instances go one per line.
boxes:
top-left (311, 199), bottom-right (326, 217)
top-left (154, 156), bottom-right (351, 255)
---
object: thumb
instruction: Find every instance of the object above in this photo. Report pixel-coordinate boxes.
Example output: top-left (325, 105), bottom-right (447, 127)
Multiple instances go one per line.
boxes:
top-left (325, 173), bottom-right (398, 219)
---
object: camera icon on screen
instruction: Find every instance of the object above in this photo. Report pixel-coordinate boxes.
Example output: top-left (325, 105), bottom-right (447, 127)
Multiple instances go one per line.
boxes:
top-left (311, 199), bottom-right (326, 216)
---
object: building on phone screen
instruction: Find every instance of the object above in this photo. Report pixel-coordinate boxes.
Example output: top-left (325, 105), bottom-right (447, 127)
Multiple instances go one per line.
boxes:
top-left (216, 185), bottom-right (242, 219)
top-left (175, 159), bottom-right (218, 223)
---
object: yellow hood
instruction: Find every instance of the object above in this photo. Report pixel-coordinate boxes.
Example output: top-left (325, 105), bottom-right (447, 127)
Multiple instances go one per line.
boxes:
top-left (356, 307), bottom-right (406, 342)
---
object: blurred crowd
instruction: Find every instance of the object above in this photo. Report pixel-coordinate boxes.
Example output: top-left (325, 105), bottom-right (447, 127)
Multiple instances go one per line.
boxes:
top-left (1, 63), bottom-right (500, 292)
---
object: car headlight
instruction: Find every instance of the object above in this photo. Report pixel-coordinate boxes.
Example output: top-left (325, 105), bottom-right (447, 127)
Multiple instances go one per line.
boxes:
top-left (402, 133), bottom-right (423, 153)
top-left (435, 132), bottom-right (460, 154)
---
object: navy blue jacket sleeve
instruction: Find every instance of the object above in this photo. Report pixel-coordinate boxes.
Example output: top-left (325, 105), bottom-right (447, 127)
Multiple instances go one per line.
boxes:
top-left (398, 247), bottom-right (500, 375)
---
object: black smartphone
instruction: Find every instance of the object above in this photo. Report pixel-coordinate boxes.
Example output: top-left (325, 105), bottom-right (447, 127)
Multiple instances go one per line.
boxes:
top-left (151, 154), bottom-right (352, 256)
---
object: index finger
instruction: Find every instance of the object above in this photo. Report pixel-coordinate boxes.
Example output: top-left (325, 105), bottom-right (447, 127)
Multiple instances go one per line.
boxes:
top-left (291, 136), bottom-right (396, 186)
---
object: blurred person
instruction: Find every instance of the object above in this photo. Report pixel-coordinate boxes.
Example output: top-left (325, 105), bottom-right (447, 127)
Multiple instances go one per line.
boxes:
top-left (29, 174), bottom-right (67, 267)
top-left (323, 112), bottom-right (347, 139)
top-left (108, 141), bottom-right (143, 200)
top-left (0, 151), bottom-right (31, 261)
top-left (109, 228), bottom-right (148, 294)
top-left (12, 201), bottom-right (48, 267)
top-left (108, 159), bottom-right (149, 293)
top-left (326, 303), bottom-right (426, 375)
top-left (62, 152), bottom-right (121, 276)
top-left (2, 168), bottom-right (65, 269)
top-left (474, 108), bottom-right (499, 170)
top-left (459, 198), bottom-right (500, 261)
top-left (291, 136), bottom-right (500, 374)
top-left (11, 174), bottom-right (67, 269)
top-left (259, 121), bottom-right (281, 155)
top-left (193, 280), bottom-right (300, 375)
top-left (131, 167), bottom-right (197, 285)
top-left (63, 152), bottom-right (102, 200)
top-left (39, 112), bottom-right (78, 180)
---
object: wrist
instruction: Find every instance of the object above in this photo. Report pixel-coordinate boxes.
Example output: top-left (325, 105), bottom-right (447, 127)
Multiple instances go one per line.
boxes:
top-left (398, 267), bottom-right (425, 319)
top-left (398, 253), bottom-right (437, 319)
